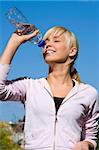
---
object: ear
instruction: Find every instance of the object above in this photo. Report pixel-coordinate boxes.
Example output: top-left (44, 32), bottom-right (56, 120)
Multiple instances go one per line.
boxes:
top-left (69, 47), bottom-right (77, 57)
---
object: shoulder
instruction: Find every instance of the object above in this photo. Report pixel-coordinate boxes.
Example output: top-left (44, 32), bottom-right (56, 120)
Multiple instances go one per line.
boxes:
top-left (9, 77), bottom-right (44, 85)
top-left (76, 82), bottom-right (99, 108)
top-left (24, 77), bottom-right (46, 85)
top-left (78, 81), bottom-right (98, 99)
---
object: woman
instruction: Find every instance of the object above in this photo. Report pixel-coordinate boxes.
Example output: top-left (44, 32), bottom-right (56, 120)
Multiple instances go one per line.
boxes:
top-left (0, 26), bottom-right (98, 150)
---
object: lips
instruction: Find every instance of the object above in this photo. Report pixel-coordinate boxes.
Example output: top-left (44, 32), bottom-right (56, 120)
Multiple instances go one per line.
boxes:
top-left (45, 49), bottom-right (56, 55)
top-left (43, 49), bottom-right (56, 58)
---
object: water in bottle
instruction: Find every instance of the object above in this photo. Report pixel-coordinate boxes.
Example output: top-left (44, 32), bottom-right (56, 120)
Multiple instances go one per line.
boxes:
top-left (6, 7), bottom-right (45, 47)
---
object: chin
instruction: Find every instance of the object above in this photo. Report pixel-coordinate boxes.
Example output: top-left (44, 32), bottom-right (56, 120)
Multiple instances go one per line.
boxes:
top-left (44, 56), bottom-right (66, 64)
top-left (44, 58), bottom-right (55, 64)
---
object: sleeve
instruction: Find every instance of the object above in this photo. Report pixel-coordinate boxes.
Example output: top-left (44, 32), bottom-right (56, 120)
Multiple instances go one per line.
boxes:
top-left (83, 91), bottom-right (99, 150)
top-left (0, 63), bottom-right (29, 102)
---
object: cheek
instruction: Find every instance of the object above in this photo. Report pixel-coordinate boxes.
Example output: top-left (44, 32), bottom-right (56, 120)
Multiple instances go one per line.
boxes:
top-left (58, 45), bottom-right (70, 56)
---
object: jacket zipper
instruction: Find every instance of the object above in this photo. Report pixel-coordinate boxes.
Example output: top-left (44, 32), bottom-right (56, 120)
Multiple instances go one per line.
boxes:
top-left (53, 97), bottom-right (64, 150)
top-left (53, 112), bottom-right (57, 150)
top-left (52, 93), bottom-right (77, 150)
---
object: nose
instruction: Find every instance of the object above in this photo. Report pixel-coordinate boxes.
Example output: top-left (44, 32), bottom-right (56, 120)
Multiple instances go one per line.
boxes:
top-left (42, 40), bottom-right (51, 53)
top-left (45, 40), bottom-right (52, 49)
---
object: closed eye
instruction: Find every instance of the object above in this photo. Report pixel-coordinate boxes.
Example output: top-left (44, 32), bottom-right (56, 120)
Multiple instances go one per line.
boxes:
top-left (54, 40), bottom-right (61, 42)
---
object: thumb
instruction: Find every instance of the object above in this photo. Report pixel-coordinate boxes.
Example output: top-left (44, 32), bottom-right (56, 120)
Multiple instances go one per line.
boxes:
top-left (24, 29), bottom-right (40, 40)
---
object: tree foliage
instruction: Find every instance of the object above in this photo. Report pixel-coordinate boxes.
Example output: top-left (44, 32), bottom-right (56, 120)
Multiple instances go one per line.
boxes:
top-left (0, 122), bottom-right (23, 150)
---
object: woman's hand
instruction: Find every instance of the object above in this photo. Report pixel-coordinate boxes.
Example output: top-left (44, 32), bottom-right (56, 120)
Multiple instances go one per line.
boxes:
top-left (72, 141), bottom-right (93, 150)
top-left (11, 29), bottom-right (39, 46)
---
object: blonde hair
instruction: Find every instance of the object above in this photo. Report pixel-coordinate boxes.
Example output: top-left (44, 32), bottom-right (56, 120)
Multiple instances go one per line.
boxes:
top-left (44, 26), bottom-right (81, 83)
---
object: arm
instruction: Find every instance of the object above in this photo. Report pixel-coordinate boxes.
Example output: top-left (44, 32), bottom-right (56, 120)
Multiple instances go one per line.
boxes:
top-left (0, 29), bottom-right (39, 64)
top-left (0, 30), bottom-right (39, 101)
top-left (73, 91), bottom-right (99, 150)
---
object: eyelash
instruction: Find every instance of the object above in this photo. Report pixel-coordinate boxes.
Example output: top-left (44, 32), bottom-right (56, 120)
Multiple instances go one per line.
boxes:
top-left (45, 40), bottom-right (61, 43)
top-left (54, 40), bottom-right (60, 42)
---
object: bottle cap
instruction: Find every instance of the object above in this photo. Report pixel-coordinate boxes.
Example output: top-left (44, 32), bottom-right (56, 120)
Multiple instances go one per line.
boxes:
top-left (38, 40), bottom-right (46, 48)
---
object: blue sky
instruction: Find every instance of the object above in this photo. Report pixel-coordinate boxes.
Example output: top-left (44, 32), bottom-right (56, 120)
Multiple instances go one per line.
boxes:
top-left (0, 0), bottom-right (99, 122)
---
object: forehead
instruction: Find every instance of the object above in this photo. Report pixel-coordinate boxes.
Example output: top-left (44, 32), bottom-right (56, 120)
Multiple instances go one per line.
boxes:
top-left (49, 33), bottom-right (66, 40)
top-left (46, 31), bottom-right (67, 41)
top-left (44, 28), bottom-right (67, 40)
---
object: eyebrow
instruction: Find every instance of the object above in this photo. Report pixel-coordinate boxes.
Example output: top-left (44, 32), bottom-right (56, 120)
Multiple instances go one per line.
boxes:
top-left (53, 36), bottom-right (60, 38)
top-left (45, 36), bottom-right (61, 41)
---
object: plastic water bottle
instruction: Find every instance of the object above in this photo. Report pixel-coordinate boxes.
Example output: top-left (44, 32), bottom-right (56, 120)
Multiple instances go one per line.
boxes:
top-left (6, 7), bottom-right (45, 47)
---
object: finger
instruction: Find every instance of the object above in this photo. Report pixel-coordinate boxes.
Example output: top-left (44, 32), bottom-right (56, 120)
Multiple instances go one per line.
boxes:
top-left (22, 26), bottom-right (36, 35)
top-left (15, 24), bottom-right (36, 35)
top-left (24, 29), bottom-right (40, 40)
top-left (14, 29), bottom-right (23, 36)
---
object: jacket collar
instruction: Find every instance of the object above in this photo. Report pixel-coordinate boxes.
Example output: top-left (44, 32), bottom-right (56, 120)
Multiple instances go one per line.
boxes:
top-left (39, 78), bottom-right (80, 102)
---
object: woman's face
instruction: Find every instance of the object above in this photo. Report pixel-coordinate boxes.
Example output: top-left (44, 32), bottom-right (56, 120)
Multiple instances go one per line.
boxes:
top-left (43, 32), bottom-right (71, 65)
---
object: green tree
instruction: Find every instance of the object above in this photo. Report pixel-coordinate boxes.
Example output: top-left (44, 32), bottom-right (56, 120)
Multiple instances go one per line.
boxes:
top-left (0, 122), bottom-right (23, 150)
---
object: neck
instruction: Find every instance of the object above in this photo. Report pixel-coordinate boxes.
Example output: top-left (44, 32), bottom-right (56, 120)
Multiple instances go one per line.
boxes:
top-left (47, 63), bottom-right (72, 85)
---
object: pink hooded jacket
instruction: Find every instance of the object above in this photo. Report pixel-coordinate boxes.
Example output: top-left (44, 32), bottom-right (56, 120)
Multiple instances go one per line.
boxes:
top-left (0, 64), bottom-right (99, 150)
